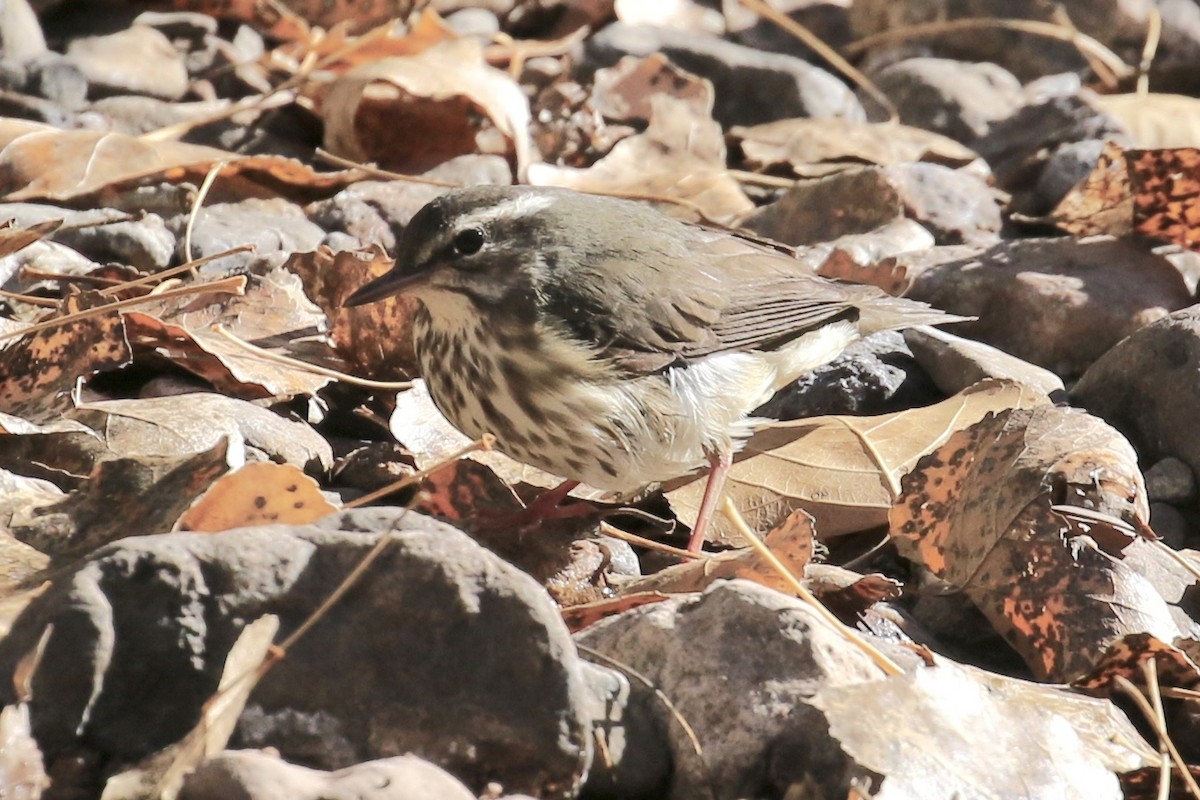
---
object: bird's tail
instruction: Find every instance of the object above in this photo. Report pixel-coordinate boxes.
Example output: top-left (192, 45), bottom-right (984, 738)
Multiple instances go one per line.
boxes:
top-left (855, 295), bottom-right (972, 335)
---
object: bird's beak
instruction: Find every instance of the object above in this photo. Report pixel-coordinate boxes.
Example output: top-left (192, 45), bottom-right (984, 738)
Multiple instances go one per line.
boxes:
top-left (343, 268), bottom-right (427, 307)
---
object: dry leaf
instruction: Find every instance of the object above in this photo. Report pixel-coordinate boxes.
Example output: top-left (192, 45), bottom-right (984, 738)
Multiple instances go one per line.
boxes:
top-left (177, 462), bottom-right (337, 532)
top-left (617, 509), bottom-right (815, 596)
top-left (0, 291), bottom-right (131, 424)
top-left (1052, 142), bottom-right (1200, 252)
top-left (815, 249), bottom-right (911, 295)
top-left (286, 245), bottom-right (418, 381)
top-left (529, 95), bottom-right (753, 224)
top-left (1095, 93), bottom-right (1200, 149)
top-left (125, 267), bottom-right (333, 400)
top-left (666, 379), bottom-right (1049, 544)
top-left (319, 39), bottom-right (532, 176)
top-left (890, 406), bottom-right (1175, 681)
top-left (1072, 633), bottom-right (1200, 695)
top-left (730, 117), bottom-right (984, 177)
top-left (0, 119), bottom-right (360, 203)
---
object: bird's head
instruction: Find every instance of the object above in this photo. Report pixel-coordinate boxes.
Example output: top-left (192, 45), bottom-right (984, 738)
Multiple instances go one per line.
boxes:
top-left (343, 185), bottom-right (585, 315)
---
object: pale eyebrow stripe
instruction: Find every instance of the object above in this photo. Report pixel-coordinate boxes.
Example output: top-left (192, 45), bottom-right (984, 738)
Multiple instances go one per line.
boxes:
top-left (468, 193), bottom-right (555, 226)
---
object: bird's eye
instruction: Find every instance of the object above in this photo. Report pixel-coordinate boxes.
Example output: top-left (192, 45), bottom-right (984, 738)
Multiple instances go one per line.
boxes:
top-left (453, 227), bottom-right (485, 256)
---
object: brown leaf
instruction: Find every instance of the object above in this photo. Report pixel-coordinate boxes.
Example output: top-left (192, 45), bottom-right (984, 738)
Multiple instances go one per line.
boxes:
top-left (815, 249), bottom-right (911, 296)
top-left (618, 509), bottom-right (816, 596)
top-left (562, 592), bottom-right (673, 633)
top-left (1052, 142), bottom-right (1200, 253)
top-left (286, 245), bottom-right (418, 381)
top-left (0, 119), bottom-right (360, 203)
top-left (1050, 140), bottom-right (1132, 238)
top-left (319, 39), bottom-right (531, 175)
top-left (176, 462), bottom-right (336, 532)
top-left (0, 291), bottom-right (131, 424)
top-left (730, 117), bottom-right (983, 177)
top-left (666, 379), bottom-right (1049, 544)
top-left (890, 405), bottom-right (1173, 681)
top-left (529, 95), bottom-right (752, 224)
top-left (1071, 633), bottom-right (1200, 695)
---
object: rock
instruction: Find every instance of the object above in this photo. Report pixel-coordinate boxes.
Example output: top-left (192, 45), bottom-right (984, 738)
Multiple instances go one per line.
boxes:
top-left (584, 22), bottom-right (864, 127)
top-left (66, 24), bottom-right (189, 100)
top-left (1072, 307), bottom-right (1200, 488)
top-left (903, 326), bottom-right (1066, 399)
top-left (0, 510), bottom-right (592, 797)
top-left (178, 751), bottom-right (476, 800)
top-left (1149, 502), bottom-right (1194, 550)
top-left (757, 330), bottom-right (944, 420)
top-left (24, 52), bottom-right (86, 109)
top-left (576, 580), bottom-right (899, 799)
top-left (745, 163), bottom-right (1000, 247)
top-left (0, 202), bottom-right (174, 269)
top-left (578, 661), bottom-right (670, 799)
top-left (849, 0), bottom-right (1151, 82)
top-left (169, 198), bottom-right (326, 271)
top-left (866, 57), bottom-right (1024, 142)
top-left (1034, 138), bottom-right (1107, 213)
top-left (306, 156), bottom-right (510, 250)
top-left (905, 238), bottom-right (1192, 378)
top-left (727, 0), bottom-right (853, 61)
top-left (973, 93), bottom-right (1130, 215)
top-left (0, 0), bottom-right (45, 62)
top-left (1144, 457), bottom-right (1197, 504)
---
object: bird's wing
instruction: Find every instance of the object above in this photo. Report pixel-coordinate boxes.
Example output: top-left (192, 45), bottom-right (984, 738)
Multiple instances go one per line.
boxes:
top-left (541, 226), bottom-right (867, 373)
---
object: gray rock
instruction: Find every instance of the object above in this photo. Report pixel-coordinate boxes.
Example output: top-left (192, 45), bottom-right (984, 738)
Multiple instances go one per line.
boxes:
top-left (307, 156), bottom-right (510, 250)
top-left (757, 330), bottom-right (943, 420)
top-left (169, 198), bottom-right (325, 271)
top-left (906, 238), bottom-right (1192, 378)
top-left (24, 52), bottom-right (86, 109)
top-left (0, 510), bottom-right (591, 797)
top-left (66, 24), bottom-right (189, 100)
top-left (577, 580), bottom-right (894, 799)
top-left (178, 751), bottom-right (476, 800)
top-left (584, 22), bottom-right (864, 127)
top-left (904, 326), bottom-right (1066, 399)
top-left (746, 163), bottom-right (999, 247)
top-left (1144, 457), bottom-right (1197, 505)
top-left (0, 203), bottom-right (174, 269)
top-left (973, 93), bottom-right (1130, 215)
top-left (867, 57), bottom-right (1023, 142)
top-left (1073, 307), bottom-right (1200, 488)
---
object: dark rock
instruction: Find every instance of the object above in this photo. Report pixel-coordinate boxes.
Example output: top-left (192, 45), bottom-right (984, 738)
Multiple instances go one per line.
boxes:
top-left (866, 57), bottom-right (1023, 142)
top-left (1033, 138), bottom-right (1106, 213)
top-left (577, 580), bottom-right (903, 799)
top-left (1073, 307), bottom-right (1200, 486)
top-left (757, 330), bottom-right (944, 420)
top-left (906, 238), bottom-right (1192, 378)
top-left (307, 155), bottom-right (510, 249)
top-left (577, 662), bottom-right (670, 799)
top-left (0, 510), bottom-right (591, 797)
top-left (973, 93), bottom-right (1130, 215)
top-left (746, 163), bottom-right (999, 247)
top-left (178, 751), bottom-right (476, 800)
top-left (1144, 457), bottom-right (1197, 505)
top-left (584, 22), bottom-right (864, 127)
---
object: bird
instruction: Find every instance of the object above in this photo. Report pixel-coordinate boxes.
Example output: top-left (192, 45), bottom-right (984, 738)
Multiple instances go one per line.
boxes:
top-left (344, 185), bottom-right (964, 552)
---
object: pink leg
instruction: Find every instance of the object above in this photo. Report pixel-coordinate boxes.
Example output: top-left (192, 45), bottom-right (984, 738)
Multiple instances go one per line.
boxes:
top-left (687, 449), bottom-right (732, 552)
